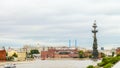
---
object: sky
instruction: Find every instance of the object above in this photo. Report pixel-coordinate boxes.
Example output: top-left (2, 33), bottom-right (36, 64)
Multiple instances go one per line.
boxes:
top-left (0, 0), bottom-right (120, 49)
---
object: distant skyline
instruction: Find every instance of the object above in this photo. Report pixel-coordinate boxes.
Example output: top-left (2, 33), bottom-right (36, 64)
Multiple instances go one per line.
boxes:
top-left (0, 0), bottom-right (120, 49)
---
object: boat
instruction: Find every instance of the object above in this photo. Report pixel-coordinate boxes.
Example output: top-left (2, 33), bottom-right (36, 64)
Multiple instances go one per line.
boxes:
top-left (4, 63), bottom-right (16, 68)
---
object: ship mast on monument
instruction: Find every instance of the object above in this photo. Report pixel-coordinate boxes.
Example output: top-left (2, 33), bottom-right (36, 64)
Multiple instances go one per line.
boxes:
top-left (92, 20), bottom-right (99, 59)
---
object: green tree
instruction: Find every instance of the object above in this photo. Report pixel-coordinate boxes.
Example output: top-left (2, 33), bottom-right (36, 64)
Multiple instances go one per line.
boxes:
top-left (101, 52), bottom-right (106, 58)
top-left (12, 53), bottom-right (18, 58)
top-left (30, 49), bottom-right (40, 54)
top-left (112, 52), bottom-right (115, 57)
top-left (78, 50), bottom-right (84, 58)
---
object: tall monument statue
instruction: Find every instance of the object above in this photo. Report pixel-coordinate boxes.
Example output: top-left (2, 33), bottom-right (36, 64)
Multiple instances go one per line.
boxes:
top-left (92, 20), bottom-right (98, 59)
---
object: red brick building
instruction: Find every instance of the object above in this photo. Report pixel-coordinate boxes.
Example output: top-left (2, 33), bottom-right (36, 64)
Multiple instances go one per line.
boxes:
top-left (0, 50), bottom-right (6, 61)
top-left (41, 47), bottom-right (78, 59)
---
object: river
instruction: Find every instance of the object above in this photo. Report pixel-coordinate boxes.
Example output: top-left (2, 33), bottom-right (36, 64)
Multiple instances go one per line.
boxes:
top-left (0, 59), bottom-right (101, 68)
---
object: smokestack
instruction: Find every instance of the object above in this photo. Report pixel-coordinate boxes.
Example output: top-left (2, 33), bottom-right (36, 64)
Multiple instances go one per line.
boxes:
top-left (69, 40), bottom-right (71, 48)
top-left (75, 40), bottom-right (77, 48)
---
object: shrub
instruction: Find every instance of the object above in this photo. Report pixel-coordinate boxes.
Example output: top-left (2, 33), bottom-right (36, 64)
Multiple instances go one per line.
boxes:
top-left (110, 57), bottom-right (119, 64)
top-left (117, 56), bottom-right (120, 60)
top-left (117, 54), bottom-right (120, 57)
top-left (98, 56), bottom-right (119, 67)
top-left (102, 57), bottom-right (112, 64)
top-left (6, 56), bottom-right (14, 61)
top-left (97, 62), bottom-right (105, 67)
top-left (93, 56), bottom-right (120, 68)
top-left (103, 63), bottom-right (113, 68)
top-left (87, 65), bottom-right (94, 68)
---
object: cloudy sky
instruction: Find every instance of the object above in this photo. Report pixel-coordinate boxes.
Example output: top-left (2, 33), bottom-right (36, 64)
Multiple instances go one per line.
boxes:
top-left (0, 0), bottom-right (120, 49)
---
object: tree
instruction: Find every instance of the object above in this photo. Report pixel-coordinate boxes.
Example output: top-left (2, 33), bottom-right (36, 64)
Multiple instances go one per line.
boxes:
top-left (112, 52), bottom-right (115, 57)
top-left (12, 53), bottom-right (18, 58)
top-left (30, 49), bottom-right (40, 54)
top-left (78, 50), bottom-right (84, 58)
top-left (101, 52), bottom-right (106, 58)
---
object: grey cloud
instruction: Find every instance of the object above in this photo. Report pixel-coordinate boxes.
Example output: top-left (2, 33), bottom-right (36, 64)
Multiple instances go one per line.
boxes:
top-left (0, 0), bottom-right (120, 25)
top-left (0, 0), bottom-right (120, 48)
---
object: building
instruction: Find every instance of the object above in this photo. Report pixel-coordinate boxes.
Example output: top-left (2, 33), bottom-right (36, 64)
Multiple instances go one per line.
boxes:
top-left (84, 50), bottom-right (92, 58)
top-left (41, 47), bottom-right (79, 59)
top-left (17, 52), bottom-right (26, 61)
top-left (116, 47), bottom-right (120, 55)
top-left (0, 49), bottom-right (6, 61)
top-left (7, 47), bottom-right (27, 61)
top-left (23, 45), bottom-right (44, 54)
top-left (7, 48), bottom-right (17, 57)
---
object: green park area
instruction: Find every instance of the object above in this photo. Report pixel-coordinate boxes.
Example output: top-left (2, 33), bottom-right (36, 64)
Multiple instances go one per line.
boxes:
top-left (87, 54), bottom-right (120, 68)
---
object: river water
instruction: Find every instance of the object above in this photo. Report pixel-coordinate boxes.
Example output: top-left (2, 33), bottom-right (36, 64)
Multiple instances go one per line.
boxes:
top-left (0, 59), bottom-right (101, 68)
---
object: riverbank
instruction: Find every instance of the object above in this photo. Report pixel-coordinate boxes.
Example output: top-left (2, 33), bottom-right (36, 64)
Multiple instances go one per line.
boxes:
top-left (0, 58), bottom-right (93, 66)
top-left (0, 58), bottom-right (101, 68)
top-left (0, 59), bottom-right (101, 68)
top-left (43, 58), bottom-right (91, 60)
